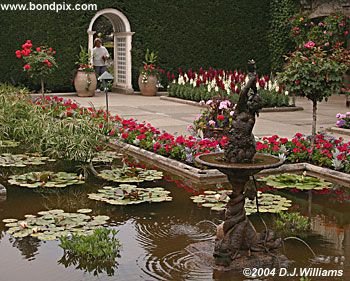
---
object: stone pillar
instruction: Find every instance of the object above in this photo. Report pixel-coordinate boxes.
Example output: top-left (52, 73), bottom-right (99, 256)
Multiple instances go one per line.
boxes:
top-left (87, 30), bottom-right (96, 65)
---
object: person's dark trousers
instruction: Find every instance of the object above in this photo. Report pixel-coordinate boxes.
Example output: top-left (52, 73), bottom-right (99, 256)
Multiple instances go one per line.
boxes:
top-left (94, 66), bottom-right (107, 89)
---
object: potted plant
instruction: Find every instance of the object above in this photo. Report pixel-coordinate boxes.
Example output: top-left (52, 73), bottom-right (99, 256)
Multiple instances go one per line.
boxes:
top-left (74, 46), bottom-right (97, 97)
top-left (138, 49), bottom-right (160, 96)
top-left (15, 40), bottom-right (57, 98)
top-left (193, 97), bottom-right (235, 139)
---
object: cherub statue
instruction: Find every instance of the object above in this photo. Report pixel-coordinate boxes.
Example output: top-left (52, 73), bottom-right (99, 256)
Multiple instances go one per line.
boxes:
top-left (224, 60), bottom-right (262, 163)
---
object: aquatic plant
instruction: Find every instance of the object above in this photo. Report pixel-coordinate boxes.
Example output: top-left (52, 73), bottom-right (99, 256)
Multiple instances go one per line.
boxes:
top-left (8, 171), bottom-right (84, 189)
top-left (274, 212), bottom-right (310, 238)
top-left (260, 173), bottom-right (332, 190)
top-left (0, 153), bottom-right (55, 167)
top-left (2, 209), bottom-right (109, 241)
top-left (98, 166), bottom-right (163, 183)
top-left (190, 190), bottom-right (292, 214)
top-left (88, 184), bottom-right (172, 205)
top-left (92, 150), bottom-right (122, 163)
top-left (59, 228), bottom-right (120, 276)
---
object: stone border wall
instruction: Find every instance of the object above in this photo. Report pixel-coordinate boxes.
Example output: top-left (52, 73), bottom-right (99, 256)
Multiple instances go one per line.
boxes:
top-left (159, 96), bottom-right (304, 112)
top-left (109, 141), bottom-right (350, 187)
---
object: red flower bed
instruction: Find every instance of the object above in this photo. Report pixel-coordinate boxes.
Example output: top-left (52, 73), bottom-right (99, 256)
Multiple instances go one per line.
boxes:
top-left (35, 96), bottom-right (350, 172)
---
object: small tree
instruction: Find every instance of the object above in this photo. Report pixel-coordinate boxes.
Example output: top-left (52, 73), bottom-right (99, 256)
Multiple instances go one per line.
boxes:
top-left (278, 14), bottom-right (350, 146)
top-left (279, 45), bottom-right (348, 139)
top-left (16, 40), bottom-right (57, 97)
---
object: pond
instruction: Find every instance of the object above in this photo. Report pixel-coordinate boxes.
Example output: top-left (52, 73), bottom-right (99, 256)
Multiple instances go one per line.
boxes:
top-left (0, 152), bottom-right (350, 281)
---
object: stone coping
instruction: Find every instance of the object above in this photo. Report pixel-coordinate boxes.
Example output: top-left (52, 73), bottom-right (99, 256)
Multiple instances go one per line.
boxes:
top-left (327, 126), bottom-right (350, 136)
top-left (160, 96), bottom-right (304, 112)
top-left (109, 141), bottom-right (350, 187)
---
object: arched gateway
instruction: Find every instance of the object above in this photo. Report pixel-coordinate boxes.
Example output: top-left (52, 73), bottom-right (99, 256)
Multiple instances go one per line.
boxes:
top-left (88, 8), bottom-right (134, 94)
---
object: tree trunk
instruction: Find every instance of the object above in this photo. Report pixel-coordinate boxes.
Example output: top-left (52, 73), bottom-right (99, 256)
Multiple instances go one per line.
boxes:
top-left (311, 100), bottom-right (317, 153)
top-left (41, 79), bottom-right (45, 98)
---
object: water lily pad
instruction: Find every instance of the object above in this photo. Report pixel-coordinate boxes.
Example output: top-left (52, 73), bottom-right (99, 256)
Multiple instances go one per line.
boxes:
top-left (0, 153), bottom-right (55, 167)
top-left (2, 218), bottom-right (18, 223)
top-left (98, 166), bottom-right (163, 183)
top-left (92, 151), bottom-right (122, 163)
top-left (259, 173), bottom-right (332, 190)
top-left (3, 209), bottom-right (110, 241)
top-left (8, 171), bottom-right (85, 189)
top-left (190, 190), bottom-right (292, 214)
top-left (88, 185), bottom-right (172, 206)
top-left (77, 209), bottom-right (92, 214)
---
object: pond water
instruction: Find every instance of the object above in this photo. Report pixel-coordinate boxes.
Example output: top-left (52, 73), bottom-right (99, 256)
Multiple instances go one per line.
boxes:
top-left (0, 155), bottom-right (350, 281)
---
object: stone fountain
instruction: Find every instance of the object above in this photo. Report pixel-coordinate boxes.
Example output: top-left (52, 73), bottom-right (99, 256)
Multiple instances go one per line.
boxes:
top-left (193, 60), bottom-right (285, 270)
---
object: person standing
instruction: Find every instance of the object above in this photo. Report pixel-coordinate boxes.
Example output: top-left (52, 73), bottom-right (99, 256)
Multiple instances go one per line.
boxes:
top-left (92, 38), bottom-right (109, 90)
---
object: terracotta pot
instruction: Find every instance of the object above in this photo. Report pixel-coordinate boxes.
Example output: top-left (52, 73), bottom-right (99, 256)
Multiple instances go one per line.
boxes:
top-left (138, 74), bottom-right (158, 96)
top-left (74, 70), bottom-right (97, 97)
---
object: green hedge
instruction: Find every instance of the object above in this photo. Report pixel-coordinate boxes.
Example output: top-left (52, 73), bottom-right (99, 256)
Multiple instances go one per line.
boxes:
top-left (1, 0), bottom-right (274, 92)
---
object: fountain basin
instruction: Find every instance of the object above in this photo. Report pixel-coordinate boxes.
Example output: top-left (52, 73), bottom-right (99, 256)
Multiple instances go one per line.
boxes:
top-left (196, 152), bottom-right (284, 178)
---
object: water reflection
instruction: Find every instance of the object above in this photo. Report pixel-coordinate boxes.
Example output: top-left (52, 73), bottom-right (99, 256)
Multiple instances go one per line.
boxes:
top-left (9, 236), bottom-right (40, 261)
top-left (58, 251), bottom-right (120, 276)
top-left (134, 216), bottom-right (215, 280)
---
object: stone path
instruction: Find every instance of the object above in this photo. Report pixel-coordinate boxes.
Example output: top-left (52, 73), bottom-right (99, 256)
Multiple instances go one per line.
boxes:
top-left (49, 92), bottom-right (350, 141)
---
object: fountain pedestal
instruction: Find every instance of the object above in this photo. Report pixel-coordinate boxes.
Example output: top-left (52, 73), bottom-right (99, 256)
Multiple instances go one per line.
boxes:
top-left (195, 152), bottom-right (284, 267)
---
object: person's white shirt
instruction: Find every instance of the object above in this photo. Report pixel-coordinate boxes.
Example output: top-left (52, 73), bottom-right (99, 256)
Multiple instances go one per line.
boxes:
top-left (93, 46), bottom-right (109, 67)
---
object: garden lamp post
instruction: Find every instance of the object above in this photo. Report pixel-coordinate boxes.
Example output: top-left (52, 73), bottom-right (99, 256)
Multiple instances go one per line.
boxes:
top-left (98, 71), bottom-right (114, 122)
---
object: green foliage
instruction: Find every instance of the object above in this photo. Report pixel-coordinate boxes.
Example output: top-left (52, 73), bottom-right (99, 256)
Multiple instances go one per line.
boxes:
top-left (0, 84), bottom-right (105, 162)
top-left (169, 83), bottom-right (289, 107)
top-left (269, 0), bottom-right (299, 72)
top-left (290, 13), bottom-right (349, 50)
top-left (278, 47), bottom-right (348, 103)
top-left (274, 212), bottom-right (311, 238)
top-left (59, 228), bottom-right (120, 276)
top-left (59, 228), bottom-right (120, 260)
top-left (0, 0), bottom-right (271, 91)
top-left (76, 46), bottom-right (94, 72)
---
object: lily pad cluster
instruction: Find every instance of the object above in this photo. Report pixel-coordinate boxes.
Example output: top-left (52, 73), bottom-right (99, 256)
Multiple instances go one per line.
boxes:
top-left (98, 166), bottom-right (163, 183)
top-left (190, 190), bottom-right (292, 215)
top-left (88, 184), bottom-right (172, 205)
top-left (259, 173), bottom-right (332, 190)
top-left (8, 171), bottom-right (84, 189)
top-left (0, 140), bottom-right (19, 148)
top-left (0, 153), bottom-right (55, 167)
top-left (2, 209), bottom-right (110, 241)
top-left (92, 151), bottom-right (122, 163)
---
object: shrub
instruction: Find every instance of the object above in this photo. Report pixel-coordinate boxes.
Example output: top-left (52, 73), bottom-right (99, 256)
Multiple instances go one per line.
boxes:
top-left (274, 212), bottom-right (310, 238)
top-left (59, 228), bottom-right (120, 276)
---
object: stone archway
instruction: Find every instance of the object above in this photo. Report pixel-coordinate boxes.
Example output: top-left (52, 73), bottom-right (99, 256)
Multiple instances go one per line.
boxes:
top-left (88, 8), bottom-right (134, 94)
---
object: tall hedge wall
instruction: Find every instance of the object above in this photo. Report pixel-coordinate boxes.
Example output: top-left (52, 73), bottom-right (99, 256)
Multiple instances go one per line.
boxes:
top-left (0, 0), bottom-right (272, 91)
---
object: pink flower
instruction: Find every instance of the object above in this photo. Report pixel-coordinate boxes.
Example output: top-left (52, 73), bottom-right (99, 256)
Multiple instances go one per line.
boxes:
top-left (208, 120), bottom-right (215, 126)
top-left (23, 64), bottom-right (31, 70)
top-left (304, 41), bottom-right (315, 49)
top-left (36, 47), bottom-right (41, 52)
top-left (15, 50), bottom-right (22, 58)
